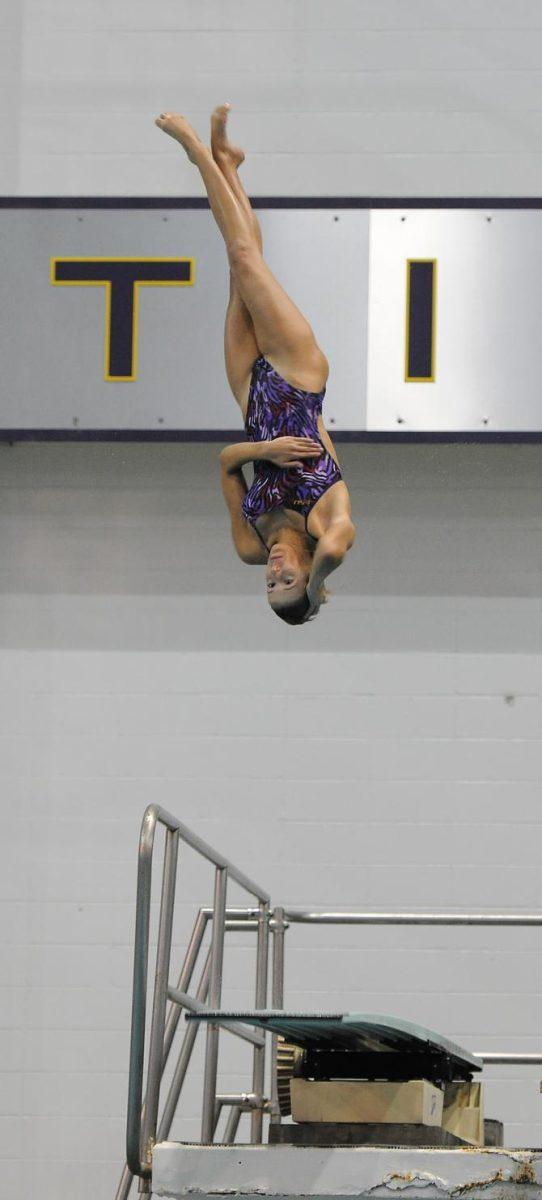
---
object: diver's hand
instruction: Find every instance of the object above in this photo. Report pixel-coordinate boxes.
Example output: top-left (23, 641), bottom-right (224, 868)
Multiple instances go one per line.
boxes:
top-left (261, 436), bottom-right (321, 468)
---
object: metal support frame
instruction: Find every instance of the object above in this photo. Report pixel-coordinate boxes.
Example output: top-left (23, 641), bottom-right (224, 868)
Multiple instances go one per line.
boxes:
top-left (118, 810), bottom-right (542, 1199)
top-left (122, 805), bottom-right (270, 1195)
top-left (223, 1105), bottom-right (243, 1145)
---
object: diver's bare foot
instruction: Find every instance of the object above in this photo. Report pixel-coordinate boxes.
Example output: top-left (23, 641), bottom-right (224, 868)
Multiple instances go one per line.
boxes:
top-left (211, 103), bottom-right (245, 169)
top-left (154, 112), bottom-right (203, 163)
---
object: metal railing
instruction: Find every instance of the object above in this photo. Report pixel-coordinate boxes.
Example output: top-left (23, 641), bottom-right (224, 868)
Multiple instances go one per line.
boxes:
top-left (117, 810), bottom-right (542, 1198)
top-left (281, 909), bottom-right (542, 1066)
top-left (116, 805), bottom-right (270, 1199)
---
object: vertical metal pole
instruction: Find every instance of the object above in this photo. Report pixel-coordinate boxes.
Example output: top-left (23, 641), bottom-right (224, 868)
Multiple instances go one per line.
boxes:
top-left (269, 906), bottom-right (286, 1124)
top-left (140, 827), bottom-right (179, 1170)
top-left (126, 807), bottom-right (159, 1180)
top-left (250, 901), bottom-right (269, 1142)
top-left (201, 866), bottom-right (227, 1143)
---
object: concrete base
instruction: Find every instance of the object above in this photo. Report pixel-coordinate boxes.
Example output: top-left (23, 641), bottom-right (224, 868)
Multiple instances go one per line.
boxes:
top-left (152, 1143), bottom-right (542, 1200)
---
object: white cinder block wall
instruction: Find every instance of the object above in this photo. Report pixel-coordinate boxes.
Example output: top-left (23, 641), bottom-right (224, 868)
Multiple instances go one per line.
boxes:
top-left (3, 2), bottom-right (542, 1199)
top-left (5, 0), bottom-right (542, 197)
top-left (3, 441), bottom-right (542, 1199)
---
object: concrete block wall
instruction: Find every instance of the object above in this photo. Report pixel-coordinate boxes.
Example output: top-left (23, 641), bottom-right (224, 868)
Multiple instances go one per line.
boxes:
top-left (3, 0), bottom-right (542, 196)
top-left (2, 440), bottom-right (542, 1200)
top-left (3, 1), bottom-right (542, 1196)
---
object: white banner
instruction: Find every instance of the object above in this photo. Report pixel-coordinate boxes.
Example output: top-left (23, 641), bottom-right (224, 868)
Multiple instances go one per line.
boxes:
top-left (1, 205), bottom-right (368, 432)
top-left (1, 203), bottom-right (541, 433)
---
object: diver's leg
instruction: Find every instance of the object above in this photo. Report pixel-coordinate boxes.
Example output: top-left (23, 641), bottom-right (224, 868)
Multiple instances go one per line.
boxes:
top-left (226, 237), bottom-right (328, 394)
top-left (210, 104), bottom-right (263, 253)
top-left (224, 269), bottom-right (259, 415)
top-left (155, 111), bottom-right (258, 249)
top-left (211, 105), bottom-right (261, 411)
top-left (155, 110), bottom-right (260, 412)
top-left (209, 106), bottom-right (327, 392)
top-left (155, 110), bottom-right (327, 393)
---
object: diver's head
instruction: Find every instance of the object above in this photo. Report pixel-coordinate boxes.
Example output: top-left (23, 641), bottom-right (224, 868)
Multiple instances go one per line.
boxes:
top-left (265, 541), bottom-right (327, 625)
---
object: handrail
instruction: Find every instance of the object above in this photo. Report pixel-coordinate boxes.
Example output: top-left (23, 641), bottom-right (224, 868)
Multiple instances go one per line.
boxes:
top-left (279, 908), bottom-right (542, 1068)
top-left (284, 910), bottom-right (542, 925)
top-left (143, 804), bottom-right (269, 901)
top-left (125, 804), bottom-right (270, 1186)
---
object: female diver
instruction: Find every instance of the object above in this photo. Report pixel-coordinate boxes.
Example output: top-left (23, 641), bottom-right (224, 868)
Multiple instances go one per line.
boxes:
top-left (155, 105), bottom-right (356, 624)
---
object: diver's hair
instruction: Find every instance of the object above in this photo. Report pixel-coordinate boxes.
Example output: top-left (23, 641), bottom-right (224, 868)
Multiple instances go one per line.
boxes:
top-left (273, 586), bottom-right (329, 626)
top-left (274, 591), bottom-right (313, 626)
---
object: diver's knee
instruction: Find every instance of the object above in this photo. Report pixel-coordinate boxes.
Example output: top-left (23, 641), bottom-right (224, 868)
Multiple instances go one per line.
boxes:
top-left (228, 237), bottom-right (258, 274)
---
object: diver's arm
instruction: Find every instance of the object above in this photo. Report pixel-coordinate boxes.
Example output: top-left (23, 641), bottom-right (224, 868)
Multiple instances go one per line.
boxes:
top-left (220, 436), bottom-right (321, 474)
top-left (306, 519), bottom-right (356, 604)
top-left (219, 442), bottom-right (269, 474)
top-left (219, 461), bottom-right (268, 564)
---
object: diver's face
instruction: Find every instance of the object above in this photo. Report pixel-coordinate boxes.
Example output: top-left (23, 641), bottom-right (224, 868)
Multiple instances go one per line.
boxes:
top-left (265, 544), bottom-right (307, 608)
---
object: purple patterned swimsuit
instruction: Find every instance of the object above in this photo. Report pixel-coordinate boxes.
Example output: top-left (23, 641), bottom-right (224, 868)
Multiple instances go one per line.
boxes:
top-left (242, 355), bottom-right (342, 536)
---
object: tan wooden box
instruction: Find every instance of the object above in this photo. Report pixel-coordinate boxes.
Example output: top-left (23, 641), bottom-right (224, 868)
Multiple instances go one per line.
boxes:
top-left (442, 1082), bottom-right (484, 1146)
top-left (290, 1079), bottom-right (444, 1126)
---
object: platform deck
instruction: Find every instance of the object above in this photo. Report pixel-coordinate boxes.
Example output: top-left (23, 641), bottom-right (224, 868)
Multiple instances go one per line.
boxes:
top-left (152, 1144), bottom-right (542, 1200)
